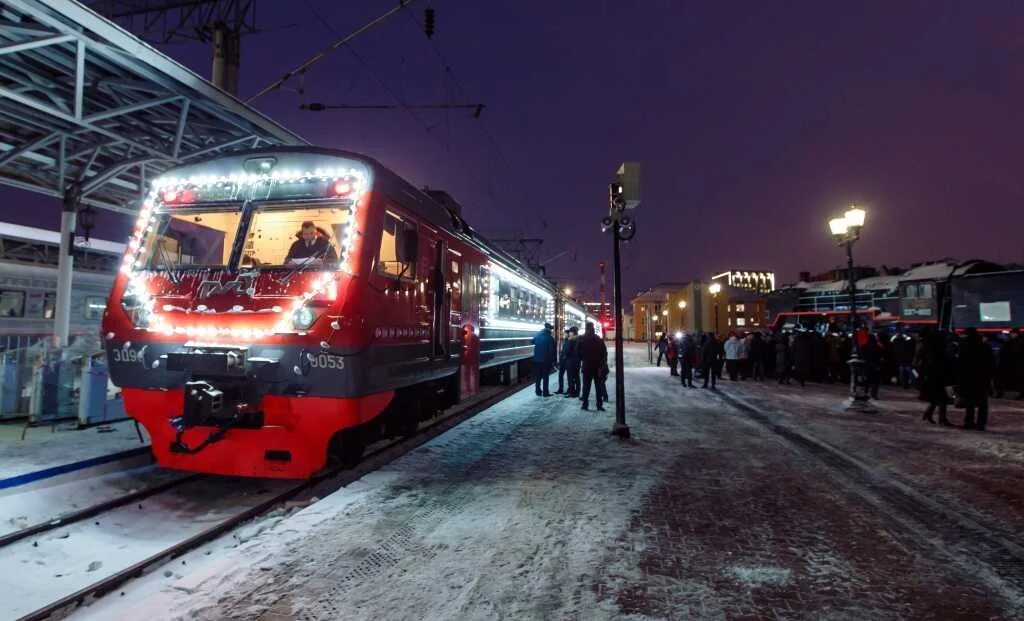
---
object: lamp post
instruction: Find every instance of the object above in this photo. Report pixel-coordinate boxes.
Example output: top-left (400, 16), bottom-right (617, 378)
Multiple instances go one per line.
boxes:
top-left (677, 300), bottom-right (687, 330)
top-left (828, 206), bottom-right (875, 412)
top-left (709, 282), bottom-right (721, 335)
top-left (603, 165), bottom-right (639, 440)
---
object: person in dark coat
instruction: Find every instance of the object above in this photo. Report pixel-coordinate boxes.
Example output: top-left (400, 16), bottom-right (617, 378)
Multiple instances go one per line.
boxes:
top-left (861, 333), bottom-right (883, 400)
top-left (667, 335), bottom-right (679, 376)
top-left (916, 328), bottom-right (952, 425)
top-left (792, 331), bottom-right (811, 387)
top-left (701, 333), bottom-right (721, 389)
top-left (556, 328), bottom-right (571, 394)
top-left (655, 333), bottom-right (668, 366)
top-left (893, 333), bottom-right (916, 389)
top-left (679, 332), bottom-right (697, 387)
top-left (531, 322), bottom-right (556, 397)
top-left (578, 321), bottom-right (608, 411)
top-left (997, 329), bottom-right (1022, 398)
top-left (776, 334), bottom-right (791, 385)
top-left (958, 328), bottom-right (994, 430)
top-left (750, 332), bottom-right (766, 381)
top-left (283, 221), bottom-right (338, 263)
top-left (566, 327), bottom-right (581, 398)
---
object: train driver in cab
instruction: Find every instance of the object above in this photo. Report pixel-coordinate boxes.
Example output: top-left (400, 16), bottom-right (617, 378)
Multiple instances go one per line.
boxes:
top-left (284, 221), bottom-right (338, 265)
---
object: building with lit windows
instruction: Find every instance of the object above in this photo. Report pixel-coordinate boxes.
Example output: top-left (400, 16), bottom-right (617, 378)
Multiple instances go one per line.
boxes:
top-left (630, 282), bottom-right (717, 339)
top-left (711, 270), bottom-right (776, 295)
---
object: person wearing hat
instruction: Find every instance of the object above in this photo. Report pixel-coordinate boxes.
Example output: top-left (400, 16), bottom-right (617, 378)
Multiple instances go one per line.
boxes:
top-left (578, 321), bottom-right (608, 411)
top-left (566, 326), bottom-right (581, 398)
top-left (556, 328), bottom-right (572, 394)
top-left (532, 322), bottom-right (556, 396)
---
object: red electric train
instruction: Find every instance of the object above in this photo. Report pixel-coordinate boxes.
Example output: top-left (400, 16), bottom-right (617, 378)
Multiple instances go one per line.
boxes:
top-left (102, 147), bottom-right (588, 478)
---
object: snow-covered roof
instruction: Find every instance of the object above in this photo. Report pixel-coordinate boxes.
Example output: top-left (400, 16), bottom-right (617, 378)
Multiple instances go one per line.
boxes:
top-left (899, 262), bottom-right (956, 282)
top-left (0, 221), bottom-right (124, 255)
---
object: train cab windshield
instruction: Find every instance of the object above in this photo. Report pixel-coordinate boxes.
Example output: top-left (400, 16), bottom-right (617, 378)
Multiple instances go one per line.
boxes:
top-left (140, 201), bottom-right (351, 272)
top-left (142, 205), bottom-right (243, 270)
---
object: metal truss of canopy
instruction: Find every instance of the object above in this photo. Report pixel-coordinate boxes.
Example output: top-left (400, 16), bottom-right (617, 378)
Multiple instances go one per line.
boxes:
top-left (0, 0), bottom-right (306, 215)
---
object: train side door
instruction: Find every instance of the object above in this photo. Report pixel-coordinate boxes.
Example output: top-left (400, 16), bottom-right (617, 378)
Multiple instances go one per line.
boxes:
top-left (429, 239), bottom-right (450, 359)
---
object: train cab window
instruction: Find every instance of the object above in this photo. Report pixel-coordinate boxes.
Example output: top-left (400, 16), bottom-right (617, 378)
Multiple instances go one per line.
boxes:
top-left (0, 290), bottom-right (24, 317)
top-left (242, 204), bottom-right (350, 268)
top-left (83, 296), bottom-right (106, 320)
top-left (143, 207), bottom-right (243, 269)
top-left (919, 283), bottom-right (933, 299)
top-left (378, 212), bottom-right (418, 279)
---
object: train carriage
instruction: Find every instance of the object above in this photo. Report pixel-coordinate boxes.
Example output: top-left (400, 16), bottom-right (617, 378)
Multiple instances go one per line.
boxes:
top-left (102, 147), bottom-right (558, 478)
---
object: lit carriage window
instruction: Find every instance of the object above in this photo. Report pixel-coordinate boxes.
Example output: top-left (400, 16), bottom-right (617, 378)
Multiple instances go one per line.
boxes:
top-left (0, 290), bottom-right (25, 318)
top-left (84, 296), bottom-right (106, 320)
top-left (43, 292), bottom-right (56, 319)
top-left (378, 211), bottom-right (418, 279)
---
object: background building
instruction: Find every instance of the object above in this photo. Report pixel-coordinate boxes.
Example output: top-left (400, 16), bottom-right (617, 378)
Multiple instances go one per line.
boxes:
top-left (711, 270), bottom-right (776, 295)
top-left (631, 281), bottom-right (718, 338)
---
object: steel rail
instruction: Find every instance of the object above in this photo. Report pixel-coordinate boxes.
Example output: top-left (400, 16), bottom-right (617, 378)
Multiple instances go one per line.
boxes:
top-left (0, 472), bottom-right (201, 550)
top-left (18, 380), bottom-right (528, 621)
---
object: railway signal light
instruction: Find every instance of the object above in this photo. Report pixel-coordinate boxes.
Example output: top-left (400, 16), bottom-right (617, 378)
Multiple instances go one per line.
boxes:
top-left (424, 8), bottom-right (435, 38)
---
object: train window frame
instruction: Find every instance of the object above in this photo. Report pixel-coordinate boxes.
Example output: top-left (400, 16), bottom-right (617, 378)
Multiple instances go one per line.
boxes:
top-left (0, 289), bottom-right (25, 318)
top-left (377, 210), bottom-right (418, 281)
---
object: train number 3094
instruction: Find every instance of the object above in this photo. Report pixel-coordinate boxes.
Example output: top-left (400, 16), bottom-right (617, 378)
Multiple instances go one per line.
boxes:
top-left (310, 353), bottom-right (345, 370)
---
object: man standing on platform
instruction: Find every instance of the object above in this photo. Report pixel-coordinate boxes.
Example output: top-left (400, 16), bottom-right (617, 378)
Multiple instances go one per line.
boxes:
top-left (532, 322), bottom-right (556, 397)
top-left (566, 326), bottom-right (582, 398)
top-left (579, 321), bottom-right (608, 411)
top-left (556, 328), bottom-right (571, 394)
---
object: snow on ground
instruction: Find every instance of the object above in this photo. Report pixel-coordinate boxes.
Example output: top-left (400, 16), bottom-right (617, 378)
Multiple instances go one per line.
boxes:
top-left (62, 344), bottom-right (1023, 620)
top-left (0, 463), bottom-right (184, 538)
top-left (0, 418), bottom-right (150, 479)
top-left (0, 474), bottom-right (296, 620)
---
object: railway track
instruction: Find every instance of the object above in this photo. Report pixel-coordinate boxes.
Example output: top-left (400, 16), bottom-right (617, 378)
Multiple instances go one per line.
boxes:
top-left (16, 381), bottom-right (526, 621)
top-left (714, 390), bottom-right (1024, 611)
top-left (0, 473), bottom-right (201, 550)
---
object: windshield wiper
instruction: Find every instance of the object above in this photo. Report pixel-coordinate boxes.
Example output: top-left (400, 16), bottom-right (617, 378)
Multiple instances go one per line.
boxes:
top-left (280, 241), bottom-right (338, 284)
top-left (154, 239), bottom-right (181, 283)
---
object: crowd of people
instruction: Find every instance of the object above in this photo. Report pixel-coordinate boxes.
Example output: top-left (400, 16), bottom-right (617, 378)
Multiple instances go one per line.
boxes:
top-left (532, 321), bottom-right (610, 411)
top-left (653, 326), bottom-right (1024, 432)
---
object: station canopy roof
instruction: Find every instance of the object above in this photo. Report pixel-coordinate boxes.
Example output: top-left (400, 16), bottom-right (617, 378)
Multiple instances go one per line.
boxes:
top-left (0, 0), bottom-right (307, 214)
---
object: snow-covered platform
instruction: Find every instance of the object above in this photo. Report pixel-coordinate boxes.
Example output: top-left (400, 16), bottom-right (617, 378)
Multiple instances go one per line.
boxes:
top-left (62, 344), bottom-right (1024, 620)
top-left (0, 418), bottom-right (150, 485)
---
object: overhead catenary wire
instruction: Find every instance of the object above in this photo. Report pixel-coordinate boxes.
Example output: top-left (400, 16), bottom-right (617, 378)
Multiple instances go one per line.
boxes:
top-left (397, 7), bottom-right (519, 217)
top-left (295, 0), bottom-right (448, 146)
top-left (247, 0), bottom-right (421, 102)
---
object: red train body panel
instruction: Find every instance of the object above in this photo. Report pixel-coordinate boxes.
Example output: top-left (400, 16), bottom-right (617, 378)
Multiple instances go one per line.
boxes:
top-left (102, 147), bottom-right (561, 478)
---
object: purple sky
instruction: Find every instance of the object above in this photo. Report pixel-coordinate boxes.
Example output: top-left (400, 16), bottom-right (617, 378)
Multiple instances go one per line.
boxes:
top-left (7, 1), bottom-right (1024, 298)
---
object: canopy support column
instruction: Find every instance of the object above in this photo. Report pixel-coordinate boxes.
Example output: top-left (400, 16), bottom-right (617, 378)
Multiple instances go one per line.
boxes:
top-left (54, 187), bottom-right (79, 347)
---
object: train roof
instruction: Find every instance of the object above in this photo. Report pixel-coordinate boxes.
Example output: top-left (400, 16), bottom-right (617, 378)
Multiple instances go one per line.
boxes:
top-left (0, 221), bottom-right (124, 255)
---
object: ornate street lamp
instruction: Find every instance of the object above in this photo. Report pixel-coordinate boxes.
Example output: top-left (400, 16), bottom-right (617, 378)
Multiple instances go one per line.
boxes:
top-left (677, 299), bottom-right (687, 330)
top-left (829, 205), bottom-right (875, 412)
top-left (709, 282), bottom-right (721, 335)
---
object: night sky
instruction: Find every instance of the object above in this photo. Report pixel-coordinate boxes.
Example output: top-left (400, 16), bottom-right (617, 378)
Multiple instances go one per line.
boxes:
top-left (6, 1), bottom-right (1024, 298)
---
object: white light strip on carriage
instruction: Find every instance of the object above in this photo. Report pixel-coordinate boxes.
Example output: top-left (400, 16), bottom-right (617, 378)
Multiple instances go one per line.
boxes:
top-left (117, 167), bottom-right (368, 339)
top-left (487, 261), bottom-right (552, 300)
top-left (482, 318), bottom-right (546, 332)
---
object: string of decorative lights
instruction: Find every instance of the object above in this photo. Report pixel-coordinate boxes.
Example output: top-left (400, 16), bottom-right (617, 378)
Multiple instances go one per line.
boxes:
top-left (117, 166), bottom-right (371, 341)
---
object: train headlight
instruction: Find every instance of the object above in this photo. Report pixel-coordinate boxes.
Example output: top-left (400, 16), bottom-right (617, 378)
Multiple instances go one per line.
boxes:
top-left (133, 306), bottom-right (151, 329)
top-left (121, 293), bottom-right (150, 329)
top-left (292, 306), bottom-right (317, 330)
